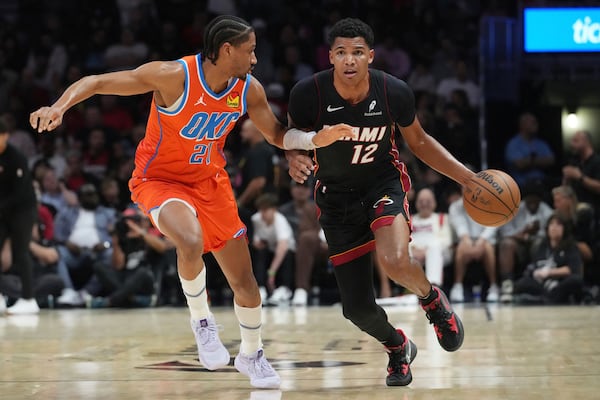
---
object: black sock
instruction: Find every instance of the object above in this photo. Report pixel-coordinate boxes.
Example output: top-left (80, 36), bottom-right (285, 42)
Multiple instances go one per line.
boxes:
top-left (418, 285), bottom-right (438, 305)
top-left (383, 328), bottom-right (405, 349)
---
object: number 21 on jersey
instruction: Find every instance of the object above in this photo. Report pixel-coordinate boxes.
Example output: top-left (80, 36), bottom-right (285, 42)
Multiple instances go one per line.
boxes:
top-left (190, 142), bottom-right (213, 164)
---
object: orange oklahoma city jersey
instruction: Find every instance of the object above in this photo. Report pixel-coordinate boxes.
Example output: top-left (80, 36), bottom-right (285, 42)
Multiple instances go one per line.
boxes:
top-left (132, 54), bottom-right (250, 184)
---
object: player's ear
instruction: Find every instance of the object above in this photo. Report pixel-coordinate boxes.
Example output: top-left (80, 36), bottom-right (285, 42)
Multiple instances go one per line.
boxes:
top-left (368, 49), bottom-right (374, 64)
top-left (222, 42), bottom-right (232, 57)
top-left (328, 49), bottom-right (334, 66)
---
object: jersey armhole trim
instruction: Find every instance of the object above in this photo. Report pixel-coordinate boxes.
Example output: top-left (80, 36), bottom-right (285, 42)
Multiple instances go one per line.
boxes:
top-left (241, 74), bottom-right (252, 115)
top-left (156, 59), bottom-right (188, 115)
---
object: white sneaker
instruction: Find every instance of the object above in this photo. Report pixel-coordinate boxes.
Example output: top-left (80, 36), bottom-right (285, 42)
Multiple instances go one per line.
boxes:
top-left (487, 284), bottom-right (500, 303)
top-left (291, 288), bottom-right (308, 306)
top-left (259, 286), bottom-right (268, 304)
top-left (450, 284), bottom-right (464, 303)
top-left (7, 298), bottom-right (40, 315)
top-left (0, 294), bottom-right (6, 314)
top-left (235, 348), bottom-right (281, 389)
top-left (500, 280), bottom-right (513, 303)
top-left (268, 286), bottom-right (291, 306)
top-left (191, 316), bottom-right (230, 370)
top-left (57, 288), bottom-right (84, 306)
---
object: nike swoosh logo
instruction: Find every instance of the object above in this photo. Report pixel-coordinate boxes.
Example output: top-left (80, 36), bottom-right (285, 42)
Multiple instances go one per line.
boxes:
top-left (327, 105), bottom-right (344, 112)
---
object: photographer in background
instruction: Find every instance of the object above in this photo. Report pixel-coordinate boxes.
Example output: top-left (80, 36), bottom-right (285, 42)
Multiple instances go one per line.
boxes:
top-left (89, 207), bottom-right (172, 308)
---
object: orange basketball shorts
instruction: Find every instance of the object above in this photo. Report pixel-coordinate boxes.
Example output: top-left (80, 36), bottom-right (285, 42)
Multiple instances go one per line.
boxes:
top-left (129, 172), bottom-right (246, 254)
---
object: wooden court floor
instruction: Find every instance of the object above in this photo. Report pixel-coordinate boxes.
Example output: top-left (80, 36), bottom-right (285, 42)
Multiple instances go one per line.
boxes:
top-left (1, 303), bottom-right (599, 400)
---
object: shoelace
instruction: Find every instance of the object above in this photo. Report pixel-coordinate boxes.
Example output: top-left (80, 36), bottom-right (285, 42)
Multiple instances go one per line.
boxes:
top-left (248, 355), bottom-right (276, 378)
top-left (387, 349), bottom-right (409, 375)
top-left (196, 322), bottom-right (224, 346)
top-left (425, 306), bottom-right (453, 331)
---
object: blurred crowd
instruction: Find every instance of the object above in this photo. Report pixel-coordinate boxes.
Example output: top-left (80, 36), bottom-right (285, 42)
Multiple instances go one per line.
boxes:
top-left (1, 1), bottom-right (599, 312)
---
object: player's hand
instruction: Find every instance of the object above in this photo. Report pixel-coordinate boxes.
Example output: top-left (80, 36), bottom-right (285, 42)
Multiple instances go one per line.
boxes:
top-left (312, 123), bottom-right (356, 148)
top-left (30, 106), bottom-right (64, 133)
top-left (286, 150), bottom-right (314, 184)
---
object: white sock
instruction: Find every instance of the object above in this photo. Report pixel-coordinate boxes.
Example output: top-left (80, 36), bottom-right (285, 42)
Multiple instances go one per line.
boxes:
top-left (234, 302), bottom-right (263, 355)
top-left (179, 268), bottom-right (210, 320)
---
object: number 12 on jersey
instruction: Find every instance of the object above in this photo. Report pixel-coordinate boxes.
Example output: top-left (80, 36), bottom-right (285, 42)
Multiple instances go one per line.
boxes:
top-left (351, 144), bottom-right (378, 164)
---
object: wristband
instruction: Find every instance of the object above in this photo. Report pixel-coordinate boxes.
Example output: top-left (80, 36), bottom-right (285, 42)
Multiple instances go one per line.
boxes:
top-left (268, 269), bottom-right (276, 277)
top-left (283, 128), bottom-right (317, 150)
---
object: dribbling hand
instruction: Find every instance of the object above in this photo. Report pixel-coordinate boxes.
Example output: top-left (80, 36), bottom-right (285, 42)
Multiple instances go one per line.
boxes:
top-left (30, 106), bottom-right (64, 133)
top-left (312, 123), bottom-right (356, 148)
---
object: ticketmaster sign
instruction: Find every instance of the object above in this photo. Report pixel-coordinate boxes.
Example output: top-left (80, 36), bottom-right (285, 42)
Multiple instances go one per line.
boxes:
top-left (524, 8), bottom-right (600, 52)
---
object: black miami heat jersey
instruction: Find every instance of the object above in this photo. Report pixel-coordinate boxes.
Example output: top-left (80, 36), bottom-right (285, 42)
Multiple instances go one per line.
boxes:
top-left (288, 69), bottom-right (416, 189)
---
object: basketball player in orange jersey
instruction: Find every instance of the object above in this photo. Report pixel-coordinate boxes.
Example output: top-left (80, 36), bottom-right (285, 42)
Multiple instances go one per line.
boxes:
top-left (30, 15), bottom-right (354, 389)
top-left (286, 18), bottom-right (475, 386)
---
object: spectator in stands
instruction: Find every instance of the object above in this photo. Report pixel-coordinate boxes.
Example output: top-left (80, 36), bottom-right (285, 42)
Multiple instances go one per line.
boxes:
top-left (24, 30), bottom-right (68, 93)
top-left (407, 60), bottom-right (436, 96)
top-left (90, 207), bottom-right (171, 308)
top-left (436, 59), bottom-right (480, 109)
top-left (236, 119), bottom-right (277, 213)
top-left (99, 95), bottom-right (134, 137)
top-left (54, 183), bottom-right (116, 306)
top-left (30, 135), bottom-right (67, 179)
top-left (251, 194), bottom-right (295, 305)
top-left (497, 180), bottom-right (554, 303)
top-left (562, 130), bottom-right (600, 218)
top-left (63, 150), bottom-right (97, 192)
top-left (0, 221), bottom-right (65, 310)
top-left (551, 185), bottom-right (595, 264)
top-left (449, 196), bottom-right (499, 302)
top-left (410, 188), bottom-right (453, 287)
top-left (373, 35), bottom-right (411, 79)
top-left (279, 179), bottom-right (327, 306)
top-left (104, 28), bottom-right (149, 71)
top-left (434, 103), bottom-right (479, 167)
top-left (82, 128), bottom-right (111, 181)
top-left (504, 112), bottom-right (556, 187)
top-left (40, 167), bottom-right (78, 216)
top-left (513, 213), bottom-right (584, 304)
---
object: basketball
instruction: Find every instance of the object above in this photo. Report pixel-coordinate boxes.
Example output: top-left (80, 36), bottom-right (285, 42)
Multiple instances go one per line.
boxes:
top-left (463, 169), bottom-right (521, 227)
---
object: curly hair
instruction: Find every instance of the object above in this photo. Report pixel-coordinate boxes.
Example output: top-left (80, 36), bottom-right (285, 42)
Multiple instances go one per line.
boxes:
top-left (202, 15), bottom-right (253, 64)
top-left (327, 18), bottom-right (375, 48)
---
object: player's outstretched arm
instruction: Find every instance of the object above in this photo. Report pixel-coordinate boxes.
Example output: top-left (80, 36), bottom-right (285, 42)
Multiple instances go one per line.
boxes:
top-left (400, 117), bottom-right (475, 186)
top-left (30, 61), bottom-right (182, 133)
top-left (246, 78), bottom-right (355, 150)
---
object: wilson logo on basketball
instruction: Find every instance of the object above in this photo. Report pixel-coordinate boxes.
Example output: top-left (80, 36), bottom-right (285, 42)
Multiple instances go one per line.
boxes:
top-left (226, 92), bottom-right (240, 108)
top-left (476, 171), bottom-right (504, 195)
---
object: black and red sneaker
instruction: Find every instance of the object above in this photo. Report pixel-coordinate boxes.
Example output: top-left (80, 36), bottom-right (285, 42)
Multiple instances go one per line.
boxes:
top-left (385, 329), bottom-right (418, 386)
top-left (421, 286), bottom-right (464, 352)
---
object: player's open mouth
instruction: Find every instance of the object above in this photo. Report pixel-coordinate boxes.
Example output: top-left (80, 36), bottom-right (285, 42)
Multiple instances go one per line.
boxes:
top-left (344, 70), bottom-right (357, 77)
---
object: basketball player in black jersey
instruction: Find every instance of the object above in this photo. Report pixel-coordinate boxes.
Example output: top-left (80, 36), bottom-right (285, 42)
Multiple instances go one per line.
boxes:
top-left (286, 18), bottom-right (475, 386)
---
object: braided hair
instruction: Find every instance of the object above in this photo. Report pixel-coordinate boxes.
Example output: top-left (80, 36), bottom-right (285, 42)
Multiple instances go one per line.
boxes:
top-left (327, 18), bottom-right (374, 49)
top-left (202, 15), bottom-right (254, 64)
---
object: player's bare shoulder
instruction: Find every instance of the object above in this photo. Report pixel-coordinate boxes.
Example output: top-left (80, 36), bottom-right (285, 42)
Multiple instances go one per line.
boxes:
top-left (244, 75), bottom-right (269, 110)
top-left (140, 60), bottom-right (186, 107)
